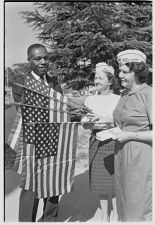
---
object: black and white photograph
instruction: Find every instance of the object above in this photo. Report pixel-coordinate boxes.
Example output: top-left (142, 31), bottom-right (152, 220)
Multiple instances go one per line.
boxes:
top-left (4, 0), bottom-right (153, 223)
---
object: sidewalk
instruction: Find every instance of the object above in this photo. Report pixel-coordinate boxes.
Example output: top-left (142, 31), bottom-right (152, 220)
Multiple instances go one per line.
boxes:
top-left (5, 167), bottom-right (101, 222)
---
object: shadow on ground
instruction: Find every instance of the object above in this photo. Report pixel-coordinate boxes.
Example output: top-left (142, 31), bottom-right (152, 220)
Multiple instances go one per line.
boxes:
top-left (57, 170), bottom-right (99, 222)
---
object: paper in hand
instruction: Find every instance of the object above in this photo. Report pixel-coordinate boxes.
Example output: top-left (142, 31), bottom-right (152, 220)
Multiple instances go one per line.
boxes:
top-left (96, 127), bottom-right (121, 141)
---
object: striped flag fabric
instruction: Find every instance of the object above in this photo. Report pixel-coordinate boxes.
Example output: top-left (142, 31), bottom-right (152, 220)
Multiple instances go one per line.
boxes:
top-left (7, 109), bottom-right (23, 174)
top-left (7, 75), bottom-right (79, 198)
top-left (7, 110), bottom-right (22, 153)
top-left (20, 123), bottom-right (78, 198)
top-left (49, 88), bottom-right (70, 122)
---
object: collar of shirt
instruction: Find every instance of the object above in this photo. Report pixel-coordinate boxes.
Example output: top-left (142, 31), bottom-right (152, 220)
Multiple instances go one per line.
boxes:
top-left (31, 70), bottom-right (48, 86)
top-left (128, 83), bottom-right (147, 95)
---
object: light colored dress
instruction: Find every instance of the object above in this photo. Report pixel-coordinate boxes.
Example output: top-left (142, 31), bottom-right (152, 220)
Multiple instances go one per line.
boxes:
top-left (84, 93), bottom-right (120, 197)
top-left (113, 83), bottom-right (152, 221)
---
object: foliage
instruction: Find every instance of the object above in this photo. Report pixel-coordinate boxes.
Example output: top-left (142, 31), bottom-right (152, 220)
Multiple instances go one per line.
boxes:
top-left (8, 63), bottom-right (29, 84)
top-left (19, 1), bottom-right (152, 90)
top-left (6, 63), bottom-right (30, 95)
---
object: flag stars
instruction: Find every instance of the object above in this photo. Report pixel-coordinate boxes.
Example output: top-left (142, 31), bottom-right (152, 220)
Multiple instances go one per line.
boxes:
top-left (35, 123), bottom-right (60, 159)
top-left (22, 79), bottom-right (66, 157)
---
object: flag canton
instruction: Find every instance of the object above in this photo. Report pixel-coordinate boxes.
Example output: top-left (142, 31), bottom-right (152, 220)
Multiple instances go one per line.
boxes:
top-left (23, 124), bottom-right (35, 144)
top-left (25, 76), bottom-right (50, 96)
top-left (22, 105), bottom-right (49, 144)
top-left (35, 123), bottom-right (60, 159)
top-left (22, 106), bottom-right (49, 123)
top-left (24, 89), bottom-right (49, 108)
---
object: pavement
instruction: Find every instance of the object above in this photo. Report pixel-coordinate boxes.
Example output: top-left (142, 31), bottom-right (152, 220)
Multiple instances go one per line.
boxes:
top-left (5, 167), bottom-right (102, 222)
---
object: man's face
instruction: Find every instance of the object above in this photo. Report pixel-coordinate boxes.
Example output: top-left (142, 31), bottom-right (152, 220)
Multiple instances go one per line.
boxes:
top-left (28, 47), bottom-right (49, 77)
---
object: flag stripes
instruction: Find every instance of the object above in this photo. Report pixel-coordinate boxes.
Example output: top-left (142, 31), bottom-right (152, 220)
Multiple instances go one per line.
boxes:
top-left (49, 88), bottom-right (54, 122)
top-left (7, 75), bottom-right (79, 198)
top-left (7, 110), bottom-right (24, 174)
top-left (7, 110), bottom-right (22, 152)
top-left (14, 126), bottom-right (23, 174)
top-left (67, 123), bottom-right (78, 191)
top-left (18, 123), bottom-right (78, 198)
top-left (20, 143), bottom-right (35, 192)
top-left (49, 88), bottom-right (70, 122)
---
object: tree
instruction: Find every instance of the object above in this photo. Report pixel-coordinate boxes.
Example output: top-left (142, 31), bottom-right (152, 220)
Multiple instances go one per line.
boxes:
top-left (20, 1), bottom-right (152, 89)
top-left (6, 63), bottom-right (30, 96)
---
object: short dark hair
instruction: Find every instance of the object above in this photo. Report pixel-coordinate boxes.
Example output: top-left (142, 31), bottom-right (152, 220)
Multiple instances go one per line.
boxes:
top-left (126, 61), bottom-right (149, 84)
top-left (27, 43), bottom-right (47, 58)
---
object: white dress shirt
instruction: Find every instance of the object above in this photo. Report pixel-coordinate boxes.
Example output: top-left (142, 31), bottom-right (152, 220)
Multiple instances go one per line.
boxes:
top-left (31, 70), bottom-right (48, 86)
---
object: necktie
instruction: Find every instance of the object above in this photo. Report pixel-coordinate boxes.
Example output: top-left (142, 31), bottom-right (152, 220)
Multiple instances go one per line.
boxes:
top-left (40, 75), bottom-right (49, 87)
top-left (40, 76), bottom-right (46, 86)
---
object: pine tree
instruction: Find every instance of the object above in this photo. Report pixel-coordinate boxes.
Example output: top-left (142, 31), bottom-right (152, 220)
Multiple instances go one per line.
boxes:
top-left (20, 1), bottom-right (152, 89)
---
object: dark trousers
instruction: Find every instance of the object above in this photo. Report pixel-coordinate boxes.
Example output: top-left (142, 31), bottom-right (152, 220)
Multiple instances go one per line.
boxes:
top-left (18, 189), bottom-right (59, 222)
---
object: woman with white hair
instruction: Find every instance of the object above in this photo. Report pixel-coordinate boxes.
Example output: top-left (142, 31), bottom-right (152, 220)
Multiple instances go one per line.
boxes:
top-left (81, 62), bottom-right (120, 221)
top-left (112, 49), bottom-right (152, 221)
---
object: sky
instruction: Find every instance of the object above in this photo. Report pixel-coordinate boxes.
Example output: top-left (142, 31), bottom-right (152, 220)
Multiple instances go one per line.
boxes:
top-left (5, 2), bottom-right (38, 67)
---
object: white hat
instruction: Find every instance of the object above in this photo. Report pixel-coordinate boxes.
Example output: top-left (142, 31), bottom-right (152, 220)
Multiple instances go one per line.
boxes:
top-left (96, 62), bottom-right (114, 75)
top-left (117, 49), bottom-right (146, 67)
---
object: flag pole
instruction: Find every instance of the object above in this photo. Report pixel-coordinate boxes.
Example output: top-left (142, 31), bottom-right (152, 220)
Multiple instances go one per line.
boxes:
top-left (13, 102), bottom-right (86, 117)
top-left (11, 82), bottom-right (85, 110)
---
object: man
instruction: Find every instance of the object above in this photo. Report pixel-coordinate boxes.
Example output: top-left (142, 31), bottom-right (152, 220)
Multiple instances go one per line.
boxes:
top-left (12, 44), bottom-right (62, 222)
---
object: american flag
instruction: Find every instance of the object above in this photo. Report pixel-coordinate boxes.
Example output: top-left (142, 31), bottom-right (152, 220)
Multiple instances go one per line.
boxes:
top-left (7, 75), bottom-right (79, 198)
top-left (20, 123), bottom-right (78, 198)
top-left (7, 109), bottom-right (23, 174)
top-left (23, 75), bottom-right (70, 122)
top-left (7, 110), bottom-right (22, 152)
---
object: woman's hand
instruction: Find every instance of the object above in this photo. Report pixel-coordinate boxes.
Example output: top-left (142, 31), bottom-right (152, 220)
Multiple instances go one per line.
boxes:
top-left (82, 113), bottom-right (114, 130)
top-left (81, 114), bottom-right (96, 130)
top-left (86, 112), bottom-right (99, 123)
top-left (87, 113), bottom-right (114, 124)
top-left (111, 130), bottom-right (152, 144)
top-left (111, 131), bottom-right (132, 143)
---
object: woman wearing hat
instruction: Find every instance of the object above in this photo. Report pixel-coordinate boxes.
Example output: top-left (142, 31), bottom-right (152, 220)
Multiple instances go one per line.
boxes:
top-left (81, 62), bottom-right (120, 221)
top-left (112, 49), bottom-right (152, 221)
